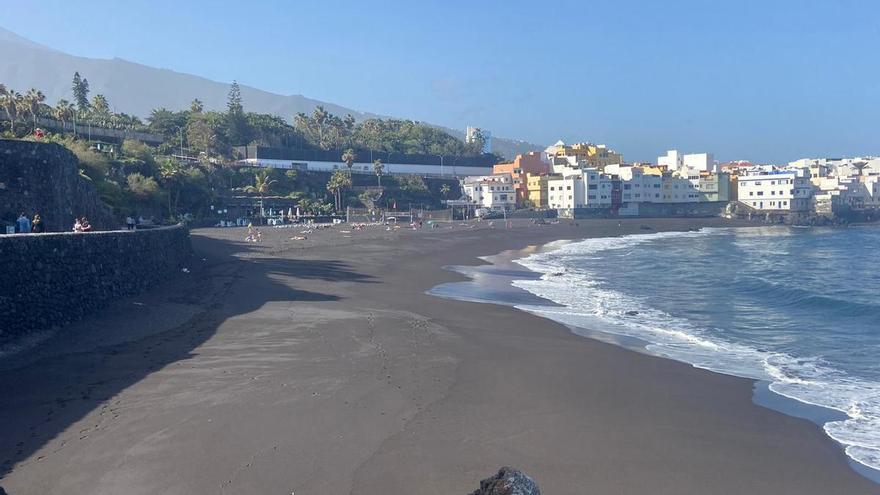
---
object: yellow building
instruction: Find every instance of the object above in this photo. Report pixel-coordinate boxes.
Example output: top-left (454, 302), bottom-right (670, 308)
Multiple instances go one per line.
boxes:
top-left (525, 173), bottom-right (550, 207)
top-left (545, 140), bottom-right (623, 170)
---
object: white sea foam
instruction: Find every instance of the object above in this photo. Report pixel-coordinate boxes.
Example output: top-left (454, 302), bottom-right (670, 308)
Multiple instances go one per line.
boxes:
top-left (510, 229), bottom-right (880, 473)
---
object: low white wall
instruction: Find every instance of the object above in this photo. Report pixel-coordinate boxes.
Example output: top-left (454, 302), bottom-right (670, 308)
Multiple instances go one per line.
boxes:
top-left (241, 158), bottom-right (492, 177)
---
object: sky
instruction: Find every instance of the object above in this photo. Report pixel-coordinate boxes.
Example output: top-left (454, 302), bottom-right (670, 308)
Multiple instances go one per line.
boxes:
top-left (2, 0), bottom-right (879, 163)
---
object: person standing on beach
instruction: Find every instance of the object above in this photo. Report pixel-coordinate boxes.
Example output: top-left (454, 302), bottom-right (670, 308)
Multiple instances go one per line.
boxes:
top-left (17, 212), bottom-right (31, 233)
top-left (73, 218), bottom-right (83, 232)
top-left (31, 214), bottom-right (44, 233)
top-left (126, 215), bottom-right (136, 230)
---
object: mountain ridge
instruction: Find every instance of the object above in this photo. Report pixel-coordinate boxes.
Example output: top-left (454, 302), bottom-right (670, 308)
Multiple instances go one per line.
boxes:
top-left (0, 27), bottom-right (540, 158)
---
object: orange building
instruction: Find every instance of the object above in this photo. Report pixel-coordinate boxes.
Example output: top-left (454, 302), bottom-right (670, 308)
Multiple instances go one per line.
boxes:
top-left (492, 152), bottom-right (550, 206)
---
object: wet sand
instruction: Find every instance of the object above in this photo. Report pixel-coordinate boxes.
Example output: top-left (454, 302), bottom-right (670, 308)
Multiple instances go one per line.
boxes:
top-left (1, 217), bottom-right (877, 494)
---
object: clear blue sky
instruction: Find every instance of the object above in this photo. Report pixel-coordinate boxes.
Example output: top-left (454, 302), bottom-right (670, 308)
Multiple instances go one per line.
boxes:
top-left (2, 0), bottom-right (879, 162)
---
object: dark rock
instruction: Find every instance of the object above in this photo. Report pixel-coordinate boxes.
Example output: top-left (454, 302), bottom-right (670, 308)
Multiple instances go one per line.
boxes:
top-left (469, 467), bottom-right (540, 495)
top-left (625, 310), bottom-right (639, 316)
top-left (0, 139), bottom-right (113, 231)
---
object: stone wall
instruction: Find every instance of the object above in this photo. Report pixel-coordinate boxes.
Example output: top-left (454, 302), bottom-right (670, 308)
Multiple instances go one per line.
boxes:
top-left (0, 139), bottom-right (114, 232)
top-left (0, 225), bottom-right (191, 343)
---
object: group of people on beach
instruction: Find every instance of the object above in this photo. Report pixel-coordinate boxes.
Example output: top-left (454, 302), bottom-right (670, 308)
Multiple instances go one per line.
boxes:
top-left (15, 212), bottom-right (44, 233)
top-left (245, 223), bottom-right (262, 242)
top-left (72, 217), bottom-right (93, 233)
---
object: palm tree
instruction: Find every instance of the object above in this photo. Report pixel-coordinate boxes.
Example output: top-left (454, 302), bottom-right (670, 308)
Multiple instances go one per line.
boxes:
top-left (1, 88), bottom-right (23, 135)
top-left (54, 99), bottom-right (74, 128)
top-left (244, 169), bottom-right (278, 223)
top-left (24, 88), bottom-right (45, 131)
top-left (373, 159), bottom-right (384, 187)
top-left (341, 148), bottom-right (357, 177)
top-left (440, 183), bottom-right (451, 198)
top-left (159, 159), bottom-right (184, 218)
top-left (326, 169), bottom-right (352, 211)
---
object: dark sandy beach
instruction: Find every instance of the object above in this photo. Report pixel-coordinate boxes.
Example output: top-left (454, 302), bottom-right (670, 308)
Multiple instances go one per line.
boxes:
top-left (1, 217), bottom-right (877, 494)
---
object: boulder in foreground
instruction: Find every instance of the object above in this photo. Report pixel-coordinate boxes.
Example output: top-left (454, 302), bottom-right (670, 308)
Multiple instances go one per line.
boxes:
top-left (469, 467), bottom-right (540, 495)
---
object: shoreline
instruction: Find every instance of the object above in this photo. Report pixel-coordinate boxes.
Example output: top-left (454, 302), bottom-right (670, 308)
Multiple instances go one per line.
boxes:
top-left (427, 225), bottom-right (880, 483)
top-left (2, 217), bottom-right (879, 494)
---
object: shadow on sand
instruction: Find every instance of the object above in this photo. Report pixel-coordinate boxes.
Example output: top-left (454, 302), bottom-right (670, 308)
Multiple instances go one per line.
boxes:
top-left (0, 233), bottom-right (375, 489)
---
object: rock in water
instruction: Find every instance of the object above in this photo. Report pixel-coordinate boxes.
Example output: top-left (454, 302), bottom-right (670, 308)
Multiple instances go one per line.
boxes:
top-left (469, 467), bottom-right (540, 495)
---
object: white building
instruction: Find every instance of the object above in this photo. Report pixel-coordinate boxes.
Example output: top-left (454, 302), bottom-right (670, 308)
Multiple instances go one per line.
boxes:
top-left (605, 164), bottom-right (662, 203)
top-left (547, 169), bottom-right (613, 209)
top-left (738, 171), bottom-right (814, 211)
top-left (461, 174), bottom-right (515, 209)
top-left (660, 175), bottom-right (701, 203)
top-left (788, 157), bottom-right (880, 179)
top-left (658, 150), bottom-right (717, 173)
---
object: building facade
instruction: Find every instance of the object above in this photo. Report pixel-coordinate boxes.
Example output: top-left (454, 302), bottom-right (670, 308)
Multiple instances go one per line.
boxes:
top-left (526, 173), bottom-right (550, 207)
top-left (492, 152), bottom-right (550, 206)
top-left (545, 141), bottom-right (623, 170)
top-left (738, 171), bottom-right (814, 211)
top-left (461, 173), bottom-right (516, 210)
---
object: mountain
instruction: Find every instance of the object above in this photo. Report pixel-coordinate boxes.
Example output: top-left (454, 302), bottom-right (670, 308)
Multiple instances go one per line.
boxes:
top-left (0, 27), bottom-right (540, 159)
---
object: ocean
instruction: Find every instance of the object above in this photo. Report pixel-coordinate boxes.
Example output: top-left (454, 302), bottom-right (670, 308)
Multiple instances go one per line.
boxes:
top-left (430, 225), bottom-right (880, 478)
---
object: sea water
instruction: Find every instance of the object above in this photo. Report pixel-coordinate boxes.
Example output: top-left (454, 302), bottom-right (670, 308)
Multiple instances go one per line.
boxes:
top-left (509, 225), bottom-right (880, 474)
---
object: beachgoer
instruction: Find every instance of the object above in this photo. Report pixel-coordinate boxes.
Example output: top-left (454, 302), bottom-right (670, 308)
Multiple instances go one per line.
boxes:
top-left (17, 213), bottom-right (31, 233)
top-left (126, 215), bottom-right (136, 230)
top-left (81, 217), bottom-right (93, 232)
top-left (31, 214), bottom-right (44, 233)
top-left (73, 218), bottom-right (83, 232)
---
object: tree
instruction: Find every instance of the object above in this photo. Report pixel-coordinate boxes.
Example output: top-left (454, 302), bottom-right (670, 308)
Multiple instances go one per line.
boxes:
top-left (54, 99), bottom-right (74, 127)
top-left (342, 148), bottom-right (357, 176)
top-left (190, 98), bottom-right (204, 114)
top-left (466, 127), bottom-right (487, 155)
top-left (326, 169), bottom-right (352, 211)
top-left (0, 88), bottom-right (22, 135)
top-left (23, 88), bottom-right (45, 131)
top-left (373, 159), bottom-right (384, 187)
top-left (225, 81), bottom-right (249, 145)
top-left (244, 169), bottom-right (278, 221)
top-left (440, 183), bottom-right (451, 198)
top-left (127, 172), bottom-right (159, 199)
top-left (91, 94), bottom-right (110, 124)
top-left (187, 113), bottom-right (215, 154)
top-left (72, 72), bottom-right (90, 113)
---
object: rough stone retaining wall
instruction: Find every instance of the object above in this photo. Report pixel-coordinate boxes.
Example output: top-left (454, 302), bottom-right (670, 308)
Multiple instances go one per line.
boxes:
top-left (0, 139), bottom-right (115, 231)
top-left (0, 225), bottom-right (191, 343)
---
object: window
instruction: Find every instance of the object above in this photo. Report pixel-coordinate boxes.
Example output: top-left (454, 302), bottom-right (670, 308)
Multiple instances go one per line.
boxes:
top-left (757, 191), bottom-right (764, 196)
top-left (588, 184), bottom-right (597, 190)
top-left (588, 194), bottom-right (596, 200)
top-left (566, 186), bottom-right (572, 190)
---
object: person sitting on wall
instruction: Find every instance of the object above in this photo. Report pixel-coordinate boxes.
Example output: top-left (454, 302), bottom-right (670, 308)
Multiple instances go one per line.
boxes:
top-left (73, 218), bottom-right (83, 232)
top-left (31, 214), bottom-right (44, 233)
top-left (17, 212), bottom-right (31, 234)
top-left (80, 217), bottom-right (93, 232)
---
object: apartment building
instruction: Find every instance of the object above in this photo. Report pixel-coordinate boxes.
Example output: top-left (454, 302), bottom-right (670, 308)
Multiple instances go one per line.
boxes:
top-left (738, 171), bottom-right (814, 211)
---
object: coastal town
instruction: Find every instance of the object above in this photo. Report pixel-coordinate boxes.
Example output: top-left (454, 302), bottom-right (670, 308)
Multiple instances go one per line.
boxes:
top-left (3, 5), bottom-right (880, 494)
top-left (238, 132), bottom-right (880, 224)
